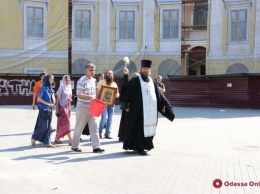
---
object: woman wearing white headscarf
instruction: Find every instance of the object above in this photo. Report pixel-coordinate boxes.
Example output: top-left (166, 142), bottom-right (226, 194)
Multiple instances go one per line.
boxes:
top-left (55, 75), bottom-right (73, 145)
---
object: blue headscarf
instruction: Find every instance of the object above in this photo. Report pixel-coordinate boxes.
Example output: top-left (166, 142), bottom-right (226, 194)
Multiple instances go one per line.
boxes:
top-left (43, 75), bottom-right (51, 88)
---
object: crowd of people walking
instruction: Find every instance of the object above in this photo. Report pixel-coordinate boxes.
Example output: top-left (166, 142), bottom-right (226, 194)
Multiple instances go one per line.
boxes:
top-left (30, 59), bottom-right (174, 155)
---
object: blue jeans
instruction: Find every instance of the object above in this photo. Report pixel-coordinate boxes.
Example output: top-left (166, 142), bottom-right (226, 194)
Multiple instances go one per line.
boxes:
top-left (99, 106), bottom-right (114, 137)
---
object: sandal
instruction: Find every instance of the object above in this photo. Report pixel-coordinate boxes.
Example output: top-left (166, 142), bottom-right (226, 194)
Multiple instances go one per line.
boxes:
top-left (54, 139), bottom-right (63, 144)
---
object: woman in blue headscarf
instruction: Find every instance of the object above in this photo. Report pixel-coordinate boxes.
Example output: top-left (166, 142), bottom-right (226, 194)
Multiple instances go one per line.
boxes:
top-left (31, 74), bottom-right (56, 147)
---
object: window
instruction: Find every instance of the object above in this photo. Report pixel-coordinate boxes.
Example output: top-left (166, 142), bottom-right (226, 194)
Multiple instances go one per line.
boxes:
top-left (23, 3), bottom-right (47, 50)
top-left (163, 10), bottom-right (178, 39)
top-left (193, 2), bottom-right (208, 30)
top-left (231, 10), bottom-right (247, 41)
top-left (226, 7), bottom-right (250, 55)
top-left (75, 10), bottom-right (91, 39)
top-left (119, 11), bottom-right (135, 39)
top-left (27, 7), bottom-right (44, 37)
top-left (72, 3), bottom-right (96, 52)
top-left (226, 63), bottom-right (249, 74)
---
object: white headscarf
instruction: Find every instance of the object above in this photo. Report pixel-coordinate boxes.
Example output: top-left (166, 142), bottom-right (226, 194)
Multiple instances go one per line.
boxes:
top-left (57, 75), bottom-right (72, 106)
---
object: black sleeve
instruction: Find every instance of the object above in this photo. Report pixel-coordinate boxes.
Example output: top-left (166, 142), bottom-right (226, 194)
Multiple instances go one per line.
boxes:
top-left (154, 82), bottom-right (175, 121)
top-left (119, 74), bottom-right (129, 102)
top-left (124, 78), bottom-right (135, 105)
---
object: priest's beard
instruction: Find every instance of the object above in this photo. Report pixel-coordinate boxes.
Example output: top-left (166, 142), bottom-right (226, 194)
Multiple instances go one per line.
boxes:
top-left (141, 73), bottom-right (150, 82)
top-left (106, 76), bottom-right (114, 85)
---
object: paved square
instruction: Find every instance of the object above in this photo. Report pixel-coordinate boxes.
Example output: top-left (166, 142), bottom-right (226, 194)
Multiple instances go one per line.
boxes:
top-left (1, 105), bottom-right (260, 194)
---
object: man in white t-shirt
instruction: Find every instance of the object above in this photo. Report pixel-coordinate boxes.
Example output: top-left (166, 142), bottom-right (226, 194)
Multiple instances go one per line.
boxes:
top-left (96, 70), bottom-right (119, 139)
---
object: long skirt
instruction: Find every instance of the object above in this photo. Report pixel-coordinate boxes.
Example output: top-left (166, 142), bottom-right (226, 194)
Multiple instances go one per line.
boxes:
top-left (32, 108), bottom-right (52, 145)
top-left (56, 104), bottom-right (71, 140)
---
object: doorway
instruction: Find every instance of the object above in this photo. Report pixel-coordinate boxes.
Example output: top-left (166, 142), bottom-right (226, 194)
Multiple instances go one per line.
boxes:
top-left (187, 46), bottom-right (206, 76)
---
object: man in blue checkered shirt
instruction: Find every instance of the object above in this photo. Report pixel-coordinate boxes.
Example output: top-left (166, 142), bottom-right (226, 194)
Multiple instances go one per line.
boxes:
top-left (71, 63), bottom-right (105, 153)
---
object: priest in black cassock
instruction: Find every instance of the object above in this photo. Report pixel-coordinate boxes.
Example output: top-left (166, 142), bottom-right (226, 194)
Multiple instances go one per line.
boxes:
top-left (123, 59), bottom-right (175, 155)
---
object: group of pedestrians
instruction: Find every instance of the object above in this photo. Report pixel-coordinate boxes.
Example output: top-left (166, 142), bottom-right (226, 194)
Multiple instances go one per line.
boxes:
top-left (30, 59), bottom-right (174, 155)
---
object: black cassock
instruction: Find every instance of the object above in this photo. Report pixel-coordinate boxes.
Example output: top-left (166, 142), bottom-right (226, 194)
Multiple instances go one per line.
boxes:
top-left (123, 76), bottom-right (175, 152)
top-left (118, 74), bottom-right (130, 141)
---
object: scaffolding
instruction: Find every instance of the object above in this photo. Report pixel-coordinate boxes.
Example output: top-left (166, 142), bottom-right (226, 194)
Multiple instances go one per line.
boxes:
top-left (181, 0), bottom-right (208, 75)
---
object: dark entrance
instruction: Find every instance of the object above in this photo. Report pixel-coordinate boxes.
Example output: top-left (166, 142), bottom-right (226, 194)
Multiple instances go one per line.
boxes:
top-left (188, 46), bottom-right (206, 76)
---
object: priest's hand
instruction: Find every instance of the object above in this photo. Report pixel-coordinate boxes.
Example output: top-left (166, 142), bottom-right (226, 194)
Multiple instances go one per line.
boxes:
top-left (125, 108), bottom-right (129, 112)
top-left (123, 67), bottom-right (129, 75)
top-left (161, 106), bottom-right (166, 113)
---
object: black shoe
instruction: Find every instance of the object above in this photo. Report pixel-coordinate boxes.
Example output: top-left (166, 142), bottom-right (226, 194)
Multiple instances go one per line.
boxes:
top-left (93, 148), bottom-right (105, 153)
top-left (51, 129), bottom-right (56, 133)
top-left (71, 148), bottom-right (82, 152)
top-left (99, 133), bottom-right (102, 138)
top-left (105, 136), bottom-right (113, 139)
top-left (138, 151), bottom-right (148, 156)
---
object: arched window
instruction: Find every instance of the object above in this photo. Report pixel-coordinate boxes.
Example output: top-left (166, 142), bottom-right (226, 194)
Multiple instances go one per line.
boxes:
top-left (158, 59), bottom-right (180, 79)
top-left (226, 63), bottom-right (249, 74)
top-left (72, 58), bottom-right (90, 74)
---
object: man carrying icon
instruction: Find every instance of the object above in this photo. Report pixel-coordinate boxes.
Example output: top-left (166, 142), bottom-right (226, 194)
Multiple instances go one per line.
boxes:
top-left (96, 69), bottom-right (120, 139)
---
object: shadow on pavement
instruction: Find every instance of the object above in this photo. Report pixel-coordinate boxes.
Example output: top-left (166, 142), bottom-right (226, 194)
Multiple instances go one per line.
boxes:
top-left (81, 140), bottom-right (122, 147)
top-left (0, 132), bottom-right (32, 137)
top-left (12, 150), bottom-right (140, 164)
top-left (0, 145), bottom-right (35, 153)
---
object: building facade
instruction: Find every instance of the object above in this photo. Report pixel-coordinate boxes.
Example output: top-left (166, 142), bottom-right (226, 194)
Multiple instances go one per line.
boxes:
top-left (206, 0), bottom-right (260, 75)
top-left (0, 0), bottom-right (259, 78)
top-left (0, 0), bottom-right (68, 75)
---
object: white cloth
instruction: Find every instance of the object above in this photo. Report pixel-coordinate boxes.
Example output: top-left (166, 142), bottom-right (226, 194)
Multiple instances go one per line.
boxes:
top-left (57, 75), bottom-right (72, 107)
top-left (138, 75), bottom-right (157, 137)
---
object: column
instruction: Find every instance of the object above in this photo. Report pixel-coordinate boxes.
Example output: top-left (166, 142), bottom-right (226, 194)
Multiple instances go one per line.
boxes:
top-left (97, 0), bottom-right (111, 52)
top-left (254, 0), bottom-right (260, 55)
top-left (141, 0), bottom-right (155, 52)
top-left (208, 0), bottom-right (223, 57)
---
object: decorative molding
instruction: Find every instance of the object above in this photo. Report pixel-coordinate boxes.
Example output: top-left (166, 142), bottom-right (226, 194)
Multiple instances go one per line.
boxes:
top-left (111, 0), bottom-right (142, 13)
top-left (0, 49), bottom-right (67, 58)
top-left (72, 0), bottom-right (98, 12)
top-left (24, 67), bottom-right (46, 74)
top-left (154, 0), bottom-right (181, 13)
top-left (19, 0), bottom-right (50, 10)
top-left (222, 0), bottom-right (253, 13)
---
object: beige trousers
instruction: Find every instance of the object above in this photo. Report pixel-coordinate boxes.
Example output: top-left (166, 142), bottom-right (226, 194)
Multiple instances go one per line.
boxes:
top-left (72, 102), bottom-right (101, 150)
